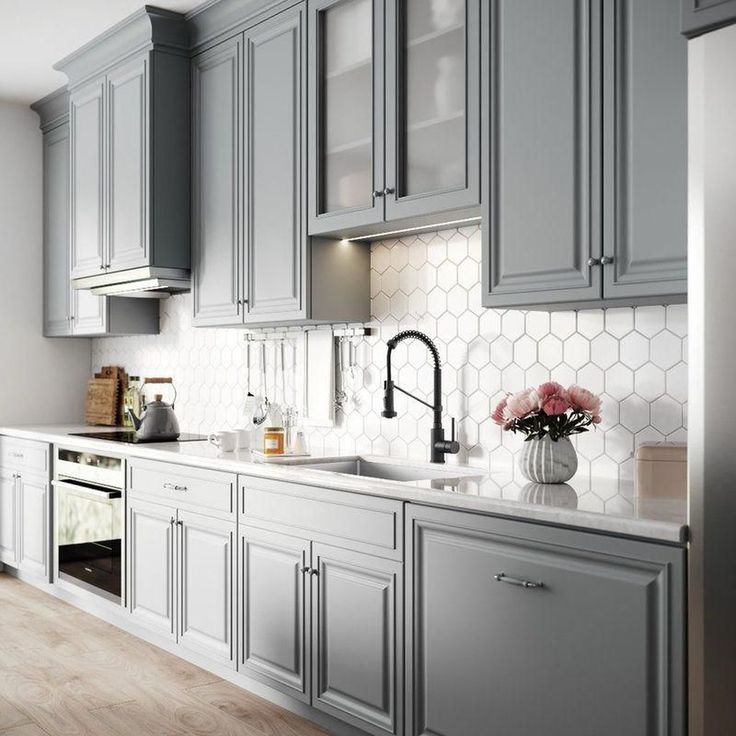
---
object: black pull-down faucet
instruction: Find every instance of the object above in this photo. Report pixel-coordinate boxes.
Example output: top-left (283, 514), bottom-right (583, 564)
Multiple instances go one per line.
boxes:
top-left (381, 330), bottom-right (460, 464)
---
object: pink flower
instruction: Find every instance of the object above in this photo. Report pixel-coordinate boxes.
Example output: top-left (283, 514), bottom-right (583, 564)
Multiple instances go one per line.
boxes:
top-left (507, 388), bottom-right (540, 419)
top-left (536, 382), bottom-right (569, 416)
top-left (592, 414), bottom-right (602, 425)
top-left (568, 385), bottom-right (602, 416)
top-left (491, 397), bottom-right (510, 427)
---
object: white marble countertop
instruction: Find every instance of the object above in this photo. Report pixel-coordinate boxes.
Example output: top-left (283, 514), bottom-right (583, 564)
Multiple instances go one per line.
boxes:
top-left (0, 424), bottom-right (688, 544)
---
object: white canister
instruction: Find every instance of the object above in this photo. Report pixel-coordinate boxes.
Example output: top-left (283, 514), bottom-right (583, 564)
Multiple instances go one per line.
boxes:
top-left (234, 428), bottom-right (252, 450)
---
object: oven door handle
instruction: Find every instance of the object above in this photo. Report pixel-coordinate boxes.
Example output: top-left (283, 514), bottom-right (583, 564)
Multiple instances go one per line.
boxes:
top-left (52, 479), bottom-right (122, 500)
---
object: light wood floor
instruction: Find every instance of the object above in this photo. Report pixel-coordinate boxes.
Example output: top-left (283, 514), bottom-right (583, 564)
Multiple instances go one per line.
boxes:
top-left (0, 573), bottom-right (331, 736)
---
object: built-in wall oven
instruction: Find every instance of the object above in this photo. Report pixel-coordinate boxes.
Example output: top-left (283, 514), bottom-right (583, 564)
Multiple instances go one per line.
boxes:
top-left (53, 448), bottom-right (125, 603)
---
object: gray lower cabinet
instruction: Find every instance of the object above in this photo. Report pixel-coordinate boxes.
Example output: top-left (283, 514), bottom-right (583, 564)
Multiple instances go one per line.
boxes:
top-left (128, 496), bottom-right (236, 668)
top-left (682, 0), bottom-right (736, 37)
top-left (406, 505), bottom-right (685, 736)
top-left (482, 0), bottom-right (687, 309)
top-left (0, 467), bottom-right (18, 567)
top-left (312, 543), bottom-right (402, 736)
top-left (17, 474), bottom-right (50, 580)
top-left (240, 525), bottom-right (310, 701)
top-left (192, 3), bottom-right (369, 328)
top-left (239, 477), bottom-right (403, 735)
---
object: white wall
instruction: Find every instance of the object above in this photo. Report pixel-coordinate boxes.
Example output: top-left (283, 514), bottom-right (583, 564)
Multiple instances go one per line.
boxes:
top-left (0, 101), bottom-right (90, 424)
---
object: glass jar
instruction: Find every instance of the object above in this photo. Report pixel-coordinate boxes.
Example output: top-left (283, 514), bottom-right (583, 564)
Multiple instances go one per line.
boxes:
top-left (122, 376), bottom-right (143, 428)
top-left (263, 426), bottom-right (285, 456)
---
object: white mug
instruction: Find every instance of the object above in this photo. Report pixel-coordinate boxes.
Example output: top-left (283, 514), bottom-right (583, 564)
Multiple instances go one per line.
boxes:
top-left (208, 431), bottom-right (237, 452)
top-left (234, 427), bottom-right (251, 450)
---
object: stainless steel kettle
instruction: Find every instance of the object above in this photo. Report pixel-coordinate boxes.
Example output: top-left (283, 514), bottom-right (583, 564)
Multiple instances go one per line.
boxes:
top-left (127, 378), bottom-right (180, 442)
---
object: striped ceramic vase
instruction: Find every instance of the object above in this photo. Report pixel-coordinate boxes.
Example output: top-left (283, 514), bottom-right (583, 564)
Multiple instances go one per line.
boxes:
top-left (518, 435), bottom-right (578, 484)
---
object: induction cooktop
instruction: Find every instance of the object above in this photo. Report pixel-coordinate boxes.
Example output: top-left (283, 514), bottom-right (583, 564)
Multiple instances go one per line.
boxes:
top-left (69, 430), bottom-right (207, 444)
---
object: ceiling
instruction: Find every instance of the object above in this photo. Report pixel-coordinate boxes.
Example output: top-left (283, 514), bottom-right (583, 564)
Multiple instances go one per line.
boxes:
top-left (0, 0), bottom-right (203, 105)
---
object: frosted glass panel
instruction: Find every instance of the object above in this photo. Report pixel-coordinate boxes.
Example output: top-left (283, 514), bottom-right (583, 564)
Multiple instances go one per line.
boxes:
top-left (402, 0), bottom-right (466, 196)
top-left (321, 0), bottom-right (373, 213)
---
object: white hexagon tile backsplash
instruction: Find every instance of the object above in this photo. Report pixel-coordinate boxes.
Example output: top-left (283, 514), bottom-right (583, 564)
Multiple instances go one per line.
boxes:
top-left (93, 225), bottom-right (687, 488)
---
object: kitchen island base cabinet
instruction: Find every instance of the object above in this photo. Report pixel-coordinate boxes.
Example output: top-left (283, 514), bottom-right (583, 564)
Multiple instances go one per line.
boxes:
top-left (406, 505), bottom-right (685, 736)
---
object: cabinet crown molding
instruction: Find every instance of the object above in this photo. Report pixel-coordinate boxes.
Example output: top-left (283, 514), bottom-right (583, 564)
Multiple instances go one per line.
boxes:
top-left (54, 6), bottom-right (189, 88)
top-left (30, 86), bottom-right (69, 132)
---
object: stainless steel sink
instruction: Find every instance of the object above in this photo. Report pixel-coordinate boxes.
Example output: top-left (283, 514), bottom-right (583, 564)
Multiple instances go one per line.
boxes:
top-left (281, 456), bottom-right (473, 483)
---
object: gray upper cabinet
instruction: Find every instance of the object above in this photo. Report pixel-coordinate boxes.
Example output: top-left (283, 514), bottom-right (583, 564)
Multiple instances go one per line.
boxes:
top-left (245, 7), bottom-right (306, 322)
top-left (482, 0), bottom-right (687, 310)
top-left (308, 0), bottom-right (481, 238)
top-left (602, 0), bottom-right (688, 301)
top-left (682, 0), bottom-right (736, 37)
top-left (191, 1), bottom-right (370, 328)
top-left (192, 36), bottom-right (243, 327)
top-left (33, 87), bottom-right (159, 338)
top-left (69, 78), bottom-right (106, 279)
top-left (107, 56), bottom-right (148, 272)
top-left (57, 7), bottom-right (191, 289)
top-left (406, 505), bottom-right (685, 736)
top-left (482, 0), bottom-right (602, 308)
top-left (384, 0), bottom-right (481, 222)
top-left (308, 0), bottom-right (385, 235)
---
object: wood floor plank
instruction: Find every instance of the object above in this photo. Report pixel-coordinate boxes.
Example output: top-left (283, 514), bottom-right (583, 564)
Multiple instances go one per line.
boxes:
top-left (0, 574), bottom-right (331, 736)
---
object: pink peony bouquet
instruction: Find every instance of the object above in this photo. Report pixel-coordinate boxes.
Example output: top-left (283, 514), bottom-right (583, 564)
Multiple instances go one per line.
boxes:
top-left (492, 382), bottom-right (602, 441)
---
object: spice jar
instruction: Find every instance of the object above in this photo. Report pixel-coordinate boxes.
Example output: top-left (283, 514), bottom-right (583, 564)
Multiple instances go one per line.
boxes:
top-left (263, 426), bottom-right (285, 456)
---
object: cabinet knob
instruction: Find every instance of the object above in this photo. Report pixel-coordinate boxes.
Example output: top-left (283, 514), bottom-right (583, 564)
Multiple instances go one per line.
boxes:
top-left (587, 257), bottom-right (601, 267)
top-left (301, 566), bottom-right (311, 574)
top-left (310, 568), bottom-right (319, 576)
top-left (383, 187), bottom-right (395, 196)
top-left (372, 190), bottom-right (384, 198)
top-left (170, 517), bottom-right (175, 526)
top-left (600, 255), bottom-right (614, 265)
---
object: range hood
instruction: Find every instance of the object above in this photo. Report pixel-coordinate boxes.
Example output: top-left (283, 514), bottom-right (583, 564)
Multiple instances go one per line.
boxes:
top-left (71, 267), bottom-right (190, 299)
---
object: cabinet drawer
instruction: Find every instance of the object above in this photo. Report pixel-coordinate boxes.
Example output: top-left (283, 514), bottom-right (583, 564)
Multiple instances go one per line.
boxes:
top-left (0, 437), bottom-right (49, 476)
top-left (240, 476), bottom-right (403, 560)
top-left (128, 459), bottom-right (236, 519)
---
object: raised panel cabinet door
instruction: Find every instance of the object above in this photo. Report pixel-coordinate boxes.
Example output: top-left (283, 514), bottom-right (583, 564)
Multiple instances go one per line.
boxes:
top-left (240, 526), bottom-right (310, 702)
top-left (71, 288), bottom-right (107, 335)
top-left (128, 497), bottom-right (176, 638)
top-left (308, 0), bottom-right (385, 235)
top-left (18, 475), bottom-right (49, 579)
top-left (384, 0), bottom-right (480, 221)
top-left (244, 4), bottom-right (306, 322)
top-left (70, 78), bottom-right (106, 278)
top-left (682, 0), bottom-right (736, 37)
top-left (177, 511), bottom-right (235, 667)
top-left (191, 37), bottom-right (244, 327)
top-left (482, 0), bottom-right (603, 309)
top-left (107, 56), bottom-right (149, 272)
top-left (0, 469), bottom-right (18, 566)
top-left (406, 506), bottom-right (685, 736)
top-left (43, 123), bottom-right (72, 337)
top-left (602, 0), bottom-right (688, 300)
top-left (312, 543), bottom-right (402, 736)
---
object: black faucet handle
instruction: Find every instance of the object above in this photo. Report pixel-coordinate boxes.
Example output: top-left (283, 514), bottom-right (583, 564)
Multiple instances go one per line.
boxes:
top-left (447, 417), bottom-right (460, 454)
top-left (382, 380), bottom-right (397, 418)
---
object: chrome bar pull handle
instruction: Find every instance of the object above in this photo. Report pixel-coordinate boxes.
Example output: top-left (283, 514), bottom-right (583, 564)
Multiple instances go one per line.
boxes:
top-left (494, 572), bottom-right (543, 590)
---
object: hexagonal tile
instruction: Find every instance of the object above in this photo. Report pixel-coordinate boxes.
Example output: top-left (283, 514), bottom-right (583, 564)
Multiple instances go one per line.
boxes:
top-left (446, 337), bottom-right (467, 369)
top-left (563, 334), bottom-right (590, 369)
top-left (479, 309), bottom-right (502, 339)
top-left (605, 308), bottom-right (634, 338)
top-left (525, 362), bottom-right (549, 387)
top-left (372, 244), bottom-right (390, 273)
top-left (666, 304), bottom-right (688, 337)
top-left (459, 364), bottom-right (479, 396)
top-left (427, 236), bottom-right (447, 266)
top-left (604, 425), bottom-right (634, 463)
top-left (538, 335), bottom-right (563, 369)
top-left (501, 363), bottom-right (525, 393)
top-left (389, 291), bottom-right (407, 320)
top-left (389, 243), bottom-right (409, 271)
top-left (619, 395), bottom-right (649, 433)
top-left (490, 336), bottom-right (513, 369)
top-left (577, 363), bottom-right (604, 395)
top-left (577, 310), bottom-right (604, 339)
top-left (447, 232), bottom-right (469, 264)
top-left (408, 240), bottom-right (427, 269)
top-left (501, 311), bottom-right (525, 341)
top-left (436, 261), bottom-right (457, 291)
top-left (590, 332), bottom-right (618, 370)
top-left (426, 287), bottom-right (447, 318)
top-left (633, 363), bottom-right (665, 402)
top-left (605, 363), bottom-right (634, 400)
top-left (635, 306), bottom-right (666, 337)
top-left (468, 339), bottom-right (490, 369)
top-left (666, 362), bottom-right (688, 403)
top-left (408, 289), bottom-right (427, 318)
top-left (398, 266), bottom-right (419, 295)
top-left (457, 313), bottom-right (479, 342)
top-left (650, 330), bottom-right (681, 370)
top-left (525, 311), bottom-right (550, 340)
top-left (436, 313), bottom-right (457, 342)
top-left (513, 335), bottom-right (537, 369)
top-left (577, 426), bottom-right (605, 460)
top-left (381, 267), bottom-right (399, 296)
top-left (447, 285), bottom-right (468, 316)
top-left (619, 332), bottom-right (648, 369)
top-left (550, 311), bottom-right (577, 339)
top-left (651, 396), bottom-right (682, 435)
top-left (478, 363), bottom-right (501, 397)
top-left (457, 258), bottom-right (479, 289)
top-left (372, 292), bottom-right (389, 320)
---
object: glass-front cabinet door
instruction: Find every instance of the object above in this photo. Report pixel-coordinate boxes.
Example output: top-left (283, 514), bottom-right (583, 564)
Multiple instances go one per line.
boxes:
top-left (385, 0), bottom-right (480, 221)
top-left (308, 0), bottom-right (385, 235)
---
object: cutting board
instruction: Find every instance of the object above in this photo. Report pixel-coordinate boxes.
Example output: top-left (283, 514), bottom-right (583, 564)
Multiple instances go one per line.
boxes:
top-left (85, 378), bottom-right (119, 426)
